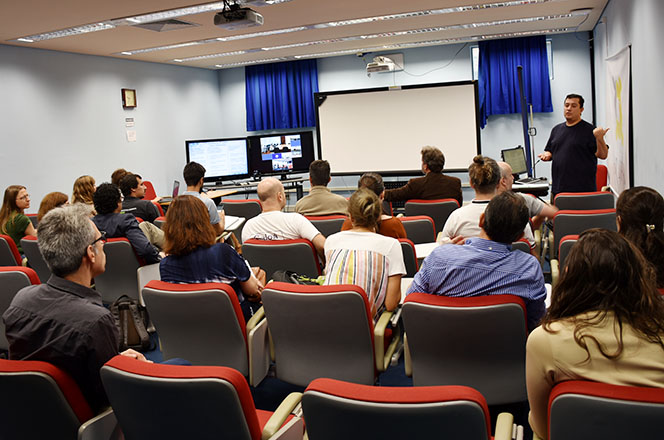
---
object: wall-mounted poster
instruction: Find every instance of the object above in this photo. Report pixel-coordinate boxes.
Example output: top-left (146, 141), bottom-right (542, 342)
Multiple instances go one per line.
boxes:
top-left (605, 45), bottom-right (632, 195)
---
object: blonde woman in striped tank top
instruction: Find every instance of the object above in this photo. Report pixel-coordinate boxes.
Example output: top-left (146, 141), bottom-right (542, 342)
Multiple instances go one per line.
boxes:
top-left (323, 188), bottom-right (406, 321)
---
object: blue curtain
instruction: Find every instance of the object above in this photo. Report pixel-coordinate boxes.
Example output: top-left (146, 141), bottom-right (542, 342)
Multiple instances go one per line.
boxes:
top-left (245, 59), bottom-right (319, 131)
top-left (478, 36), bottom-right (553, 128)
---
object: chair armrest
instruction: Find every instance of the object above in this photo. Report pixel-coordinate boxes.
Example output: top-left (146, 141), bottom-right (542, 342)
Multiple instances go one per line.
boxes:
top-left (374, 310), bottom-right (401, 372)
top-left (78, 407), bottom-right (122, 440)
top-left (247, 308), bottom-right (270, 387)
top-left (403, 333), bottom-right (412, 377)
top-left (494, 412), bottom-right (514, 440)
top-left (246, 306), bottom-right (265, 332)
top-left (551, 258), bottom-right (559, 287)
top-left (262, 392), bottom-right (303, 440)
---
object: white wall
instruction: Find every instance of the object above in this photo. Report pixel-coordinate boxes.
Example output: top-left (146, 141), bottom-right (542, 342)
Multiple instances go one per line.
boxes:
top-left (593, 0), bottom-right (664, 194)
top-left (0, 45), bottom-right (225, 206)
top-left (217, 34), bottom-right (593, 197)
top-left (0, 31), bottom-right (594, 207)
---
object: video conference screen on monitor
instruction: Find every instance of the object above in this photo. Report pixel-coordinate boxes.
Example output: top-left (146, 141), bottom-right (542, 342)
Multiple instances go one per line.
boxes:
top-left (248, 131), bottom-right (315, 177)
top-left (501, 146), bottom-right (528, 176)
top-left (185, 138), bottom-right (250, 182)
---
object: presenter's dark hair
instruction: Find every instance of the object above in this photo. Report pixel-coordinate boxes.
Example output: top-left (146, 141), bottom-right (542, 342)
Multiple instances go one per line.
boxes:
top-left (565, 93), bottom-right (585, 108)
top-left (483, 191), bottom-right (529, 243)
top-left (468, 155), bottom-right (500, 195)
top-left (617, 186), bottom-right (664, 288)
top-left (119, 173), bottom-right (142, 197)
top-left (93, 183), bottom-right (122, 215)
top-left (309, 160), bottom-right (331, 186)
top-left (183, 161), bottom-right (206, 186)
top-left (542, 229), bottom-right (664, 359)
top-left (421, 146), bottom-right (445, 173)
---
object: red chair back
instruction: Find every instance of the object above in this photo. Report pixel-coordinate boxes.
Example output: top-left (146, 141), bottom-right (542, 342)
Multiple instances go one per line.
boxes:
top-left (404, 199), bottom-right (460, 234)
top-left (596, 164), bottom-right (608, 190)
top-left (141, 180), bottom-right (157, 200)
top-left (0, 234), bottom-right (22, 266)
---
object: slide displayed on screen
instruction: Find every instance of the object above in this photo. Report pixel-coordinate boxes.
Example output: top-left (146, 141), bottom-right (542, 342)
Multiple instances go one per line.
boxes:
top-left (248, 131), bottom-right (315, 176)
top-left (259, 135), bottom-right (303, 172)
top-left (187, 139), bottom-right (249, 179)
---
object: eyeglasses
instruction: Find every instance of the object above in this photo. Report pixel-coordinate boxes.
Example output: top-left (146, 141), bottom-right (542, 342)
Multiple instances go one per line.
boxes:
top-left (91, 231), bottom-right (107, 246)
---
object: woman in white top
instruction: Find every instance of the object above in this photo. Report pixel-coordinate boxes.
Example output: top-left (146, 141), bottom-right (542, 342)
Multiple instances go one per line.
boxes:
top-left (440, 155), bottom-right (534, 245)
top-left (324, 188), bottom-right (406, 321)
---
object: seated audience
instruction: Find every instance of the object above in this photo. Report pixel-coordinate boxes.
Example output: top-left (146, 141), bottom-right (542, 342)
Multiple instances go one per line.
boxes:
top-left (295, 159), bottom-right (348, 216)
top-left (616, 186), bottom-right (664, 288)
top-left (0, 185), bottom-right (37, 254)
top-left (242, 177), bottom-right (325, 258)
top-left (159, 195), bottom-right (264, 321)
top-left (2, 204), bottom-right (149, 414)
top-left (120, 173), bottom-right (160, 223)
top-left (341, 173), bottom-right (406, 239)
top-left (37, 191), bottom-right (68, 223)
top-left (408, 191), bottom-right (546, 331)
top-left (497, 161), bottom-right (558, 229)
top-left (91, 183), bottom-right (161, 264)
top-left (383, 146), bottom-right (462, 206)
top-left (71, 175), bottom-right (97, 214)
top-left (111, 168), bottom-right (129, 186)
top-left (182, 161), bottom-right (224, 235)
top-left (324, 188), bottom-right (405, 321)
top-left (526, 229), bottom-right (664, 439)
top-left (439, 155), bottom-right (534, 245)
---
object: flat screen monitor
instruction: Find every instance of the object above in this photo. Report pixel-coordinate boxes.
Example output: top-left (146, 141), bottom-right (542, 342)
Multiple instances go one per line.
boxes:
top-left (501, 145), bottom-right (528, 176)
top-left (185, 137), bottom-right (250, 182)
top-left (248, 131), bottom-right (315, 178)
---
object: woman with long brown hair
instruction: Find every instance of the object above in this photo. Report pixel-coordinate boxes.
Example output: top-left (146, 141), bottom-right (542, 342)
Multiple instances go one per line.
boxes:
top-left (0, 185), bottom-right (37, 254)
top-left (616, 186), bottom-right (664, 288)
top-left (37, 191), bottom-right (69, 223)
top-left (526, 228), bottom-right (664, 439)
top-left (71, 175), bottom-right (96, 214)
top-left (159, 195), bottom-right (263, 321)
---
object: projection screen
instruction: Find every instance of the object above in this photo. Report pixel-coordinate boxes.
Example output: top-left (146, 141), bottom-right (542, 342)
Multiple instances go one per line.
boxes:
top-left (315, 81), bottom-right (481, 174)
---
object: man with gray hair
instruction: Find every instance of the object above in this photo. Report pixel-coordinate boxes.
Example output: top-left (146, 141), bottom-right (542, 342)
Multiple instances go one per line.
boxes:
top-left (2, 204), bottom-right (147, 413)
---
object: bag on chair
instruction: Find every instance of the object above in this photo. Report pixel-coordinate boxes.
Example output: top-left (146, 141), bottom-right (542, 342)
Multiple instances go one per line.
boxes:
top-left (271, 270), bottom-right (323, 285)
top-left (110, 295), bottom-right (153, 351)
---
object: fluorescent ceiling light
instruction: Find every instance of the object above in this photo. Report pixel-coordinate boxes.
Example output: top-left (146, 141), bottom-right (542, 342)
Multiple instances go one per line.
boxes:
top-left (8, 0), bottom-right (291, 43)
top-left (213, 27), bottom-right (570, 68)
top-left (176, 13), bottom-right (578, 62)
top-left (115, 0), bottom-right (564, 55)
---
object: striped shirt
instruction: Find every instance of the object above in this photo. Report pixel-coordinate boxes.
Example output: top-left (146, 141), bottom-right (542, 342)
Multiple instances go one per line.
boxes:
top-left (324, 231), bottom-right (406, 321)
top-left (407, 237), bottom-right (546, 330)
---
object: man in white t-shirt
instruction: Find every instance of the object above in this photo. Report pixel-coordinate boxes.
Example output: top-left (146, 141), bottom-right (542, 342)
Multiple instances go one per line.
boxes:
top-left (242, 177), bottom-right (325, 258)
top-left (497, 161), bottom-right (558, 229)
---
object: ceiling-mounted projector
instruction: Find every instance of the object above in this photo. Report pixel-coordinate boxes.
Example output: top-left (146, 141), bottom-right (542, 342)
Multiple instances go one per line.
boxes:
top-left (366, 54), bottom-right (404, 74)
top-left (214, 4), bottom-right (264, 30)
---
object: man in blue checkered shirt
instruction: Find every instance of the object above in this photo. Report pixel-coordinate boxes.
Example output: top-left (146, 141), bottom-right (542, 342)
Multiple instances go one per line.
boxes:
top-left (407, 191), bottom-right (546, 330)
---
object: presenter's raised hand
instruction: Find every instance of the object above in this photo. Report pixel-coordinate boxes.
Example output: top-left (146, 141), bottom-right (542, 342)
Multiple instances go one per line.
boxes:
top-left (593, 127), bottom-right (609, 139)
top-left (538, 151), bottom-right (552, 161)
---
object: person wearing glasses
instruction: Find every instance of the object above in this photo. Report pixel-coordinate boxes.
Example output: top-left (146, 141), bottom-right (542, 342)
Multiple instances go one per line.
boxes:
top-left (3, 204), bottom-right (150, 414)
top-left (0, 185), bottom-right (37, 255)
top-left (91, 183), bottom-right (162, 264)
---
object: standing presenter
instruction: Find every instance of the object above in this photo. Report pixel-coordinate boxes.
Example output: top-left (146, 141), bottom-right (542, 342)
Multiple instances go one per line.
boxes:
top-left (538, 94), bottom-right (609, 197)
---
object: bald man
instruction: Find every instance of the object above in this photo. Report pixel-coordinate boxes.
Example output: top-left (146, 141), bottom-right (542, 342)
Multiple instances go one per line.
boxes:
top-left (497, 161), bottom-right (558, 229)
top-left (242, 177), bottom-right (326, 258)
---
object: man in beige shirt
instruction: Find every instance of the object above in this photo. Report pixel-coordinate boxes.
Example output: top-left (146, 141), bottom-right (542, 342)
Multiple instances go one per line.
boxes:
top-left (295, 160), bottom-right (348, 216)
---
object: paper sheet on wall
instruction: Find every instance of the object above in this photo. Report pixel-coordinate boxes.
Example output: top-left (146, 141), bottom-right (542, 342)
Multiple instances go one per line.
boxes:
top-left (126, 130), bottom-right (137, 142)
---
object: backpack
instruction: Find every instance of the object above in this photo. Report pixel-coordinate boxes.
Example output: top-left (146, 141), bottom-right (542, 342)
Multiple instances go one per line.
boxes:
top-left (271, 270), bottom-right (324, 285)
top-left (110, 295), bottom-right (153, 351)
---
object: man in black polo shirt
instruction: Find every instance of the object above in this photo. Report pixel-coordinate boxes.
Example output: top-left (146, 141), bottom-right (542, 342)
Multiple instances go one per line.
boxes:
top-left (3, 204), bottom-right (148, 413)
top-left (538, 94), bottom-right (609, 197)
